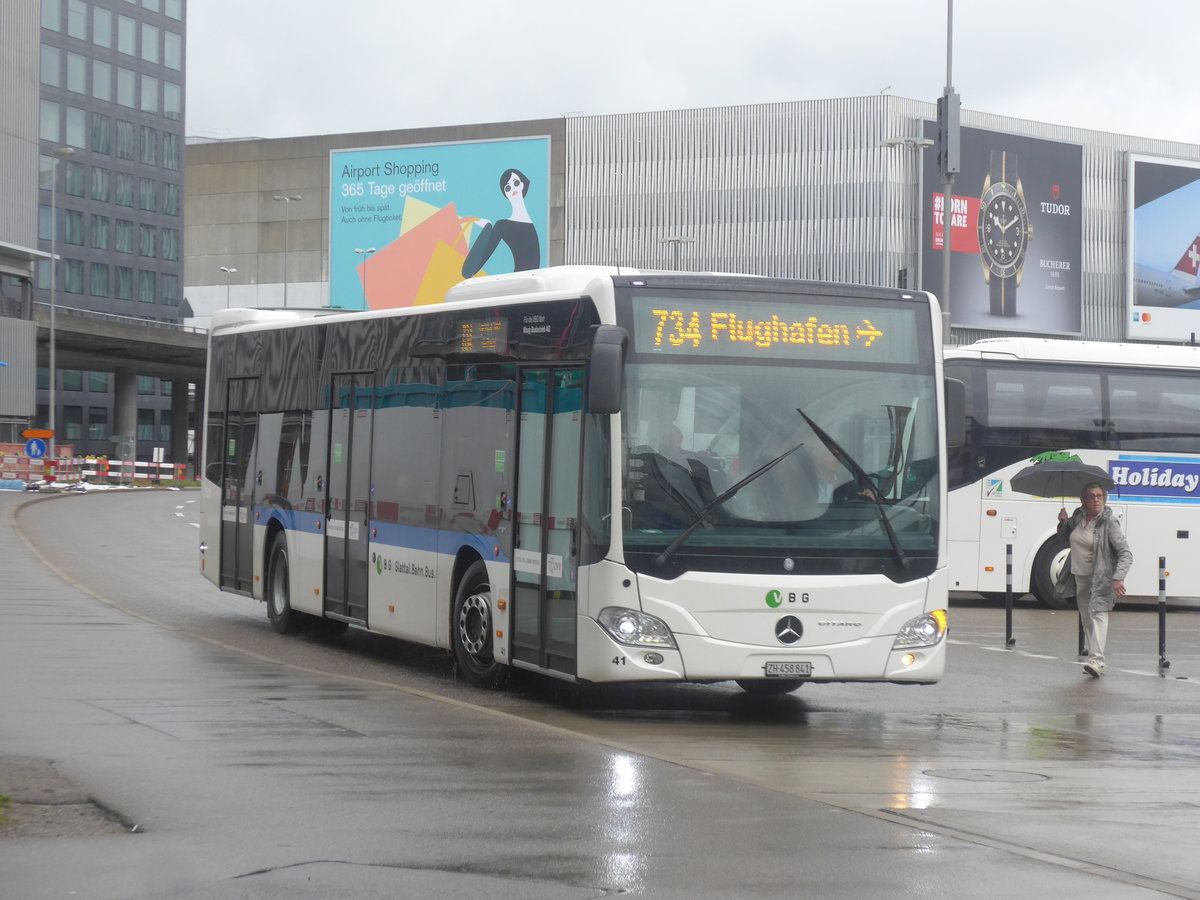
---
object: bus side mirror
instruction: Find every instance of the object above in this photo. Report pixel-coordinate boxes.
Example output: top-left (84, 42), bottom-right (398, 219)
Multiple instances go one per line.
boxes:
top-left (588, 325), bottom-right (628, 415)
top-left (944, 377), bottom-right (966, 448)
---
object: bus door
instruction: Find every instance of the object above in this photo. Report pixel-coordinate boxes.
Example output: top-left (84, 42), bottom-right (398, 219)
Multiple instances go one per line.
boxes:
top-left (219, 377), bottom-right (257, 593)
top-left (512, 367), bottom-right (585, 676)
top-left (324, 373), bottom-right (373, 623)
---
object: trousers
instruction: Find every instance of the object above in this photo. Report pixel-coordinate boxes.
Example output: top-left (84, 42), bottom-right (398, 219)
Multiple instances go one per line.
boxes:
top-left (1074, 575), bottom-right (1109, 667)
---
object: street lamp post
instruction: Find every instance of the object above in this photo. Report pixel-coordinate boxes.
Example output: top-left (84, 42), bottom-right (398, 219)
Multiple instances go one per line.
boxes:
top-left (354, 248), bottom-right (376, 306)
top-left (881, 137), bottom-right (935, 290)
top-left (659, 236), bottom-right (695, 271)
top-left (273, 195), bottom-right (302, 307)
top-left (219, 265), bottom-right (237, 308)
top-left (47, 146), bottom-right (75, 462)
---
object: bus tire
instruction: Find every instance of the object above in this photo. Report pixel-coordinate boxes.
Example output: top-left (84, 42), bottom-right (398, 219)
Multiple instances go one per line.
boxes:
top-left (735, 679), bottom-right (804, 696)
top-left (452, 560), bottom-right (508, 689)
top-left (266, 533), bottom-right (302, 634)
top-left (1031, 534), bottom-right (1073, 610)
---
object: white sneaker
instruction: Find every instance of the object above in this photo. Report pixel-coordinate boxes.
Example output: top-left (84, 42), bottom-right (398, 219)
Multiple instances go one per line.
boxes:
top-left (1083, 661), bottom-right (1104, 677)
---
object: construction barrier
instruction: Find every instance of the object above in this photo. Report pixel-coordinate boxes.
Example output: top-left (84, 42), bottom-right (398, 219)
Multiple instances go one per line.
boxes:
top-left (0, 449), bottom-right (185, 489)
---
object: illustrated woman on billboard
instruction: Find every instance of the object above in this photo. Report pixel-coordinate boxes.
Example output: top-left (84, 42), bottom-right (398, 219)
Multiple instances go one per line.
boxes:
top-left (462, 168), bottom-right (541, 277)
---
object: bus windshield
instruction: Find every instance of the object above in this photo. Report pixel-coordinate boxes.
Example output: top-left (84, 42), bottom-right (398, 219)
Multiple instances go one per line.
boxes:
top-left (618, 297), bottom-right (940, 580)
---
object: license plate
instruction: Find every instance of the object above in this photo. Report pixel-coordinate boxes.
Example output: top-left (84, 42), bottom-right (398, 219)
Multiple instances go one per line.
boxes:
top-left (764, 661), bottom-right (812, 677)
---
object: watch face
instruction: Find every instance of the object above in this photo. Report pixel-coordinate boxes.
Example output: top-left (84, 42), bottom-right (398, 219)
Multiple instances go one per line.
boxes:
top-left (977, 183), bottom-right (1029, 278)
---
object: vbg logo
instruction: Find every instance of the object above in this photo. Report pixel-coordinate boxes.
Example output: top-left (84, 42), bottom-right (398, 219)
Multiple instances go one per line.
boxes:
top-left (765, 590), bottom-right (783, 608)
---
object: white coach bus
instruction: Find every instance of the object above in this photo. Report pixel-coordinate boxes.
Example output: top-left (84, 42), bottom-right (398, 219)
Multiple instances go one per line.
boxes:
top-left (199, 267), bottom-right (952, 693)
top-left (945, 337), bottom-right (1200, 607)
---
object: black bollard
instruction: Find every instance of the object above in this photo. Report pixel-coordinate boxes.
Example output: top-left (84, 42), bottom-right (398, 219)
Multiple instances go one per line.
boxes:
top-left (1005, 543), bottom-right (1016, 646)
top-left (1159, 556), bottom-right (1170, 670)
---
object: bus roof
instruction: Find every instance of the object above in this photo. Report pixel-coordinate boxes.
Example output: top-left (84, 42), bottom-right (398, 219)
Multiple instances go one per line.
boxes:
top-left (947, 337), bottom-right (1200, 370)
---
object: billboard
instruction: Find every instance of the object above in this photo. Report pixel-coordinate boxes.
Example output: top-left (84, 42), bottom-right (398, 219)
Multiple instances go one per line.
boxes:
top-left (1127, 154), bottom-right (1200, 343)
top-left (921, 124), bottom-right (1083, 335)
top-left (329, 136), bottom-right (550, 310)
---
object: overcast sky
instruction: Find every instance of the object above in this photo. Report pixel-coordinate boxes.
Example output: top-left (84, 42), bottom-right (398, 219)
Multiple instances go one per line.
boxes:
top-left (186, 0), bottom-right (1198, 147)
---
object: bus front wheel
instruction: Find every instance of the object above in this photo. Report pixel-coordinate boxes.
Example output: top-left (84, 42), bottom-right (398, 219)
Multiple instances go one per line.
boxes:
top-left (453, 561), bottom-right (508, 689)
top-left (266, 533), bottom-right (302, 634)
top-left (1031, 534), bottom-right (1073, 610)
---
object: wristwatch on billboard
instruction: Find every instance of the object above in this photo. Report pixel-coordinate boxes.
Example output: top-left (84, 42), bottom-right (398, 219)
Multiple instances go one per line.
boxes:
top-left (977, 150), bottom-right (1033, 317)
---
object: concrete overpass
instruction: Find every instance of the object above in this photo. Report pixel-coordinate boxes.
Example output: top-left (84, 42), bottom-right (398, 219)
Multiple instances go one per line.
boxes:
top-left (32, 305), bottom-right (207, 465)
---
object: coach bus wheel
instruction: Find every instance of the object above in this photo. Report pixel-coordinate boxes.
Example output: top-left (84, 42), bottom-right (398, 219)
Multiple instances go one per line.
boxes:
top-left (735, 679), bottom-right (804, 696)
top-left (266, 534), bottom-right (301, 634)
top-left (1031, 534), bottom-right (1073, 610)
top-left (453, 561), bottom-right (507, 689)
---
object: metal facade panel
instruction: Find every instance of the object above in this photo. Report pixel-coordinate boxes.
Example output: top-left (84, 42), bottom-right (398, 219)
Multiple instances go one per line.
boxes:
top-left (0, 1), bottom-right (39, 248)
top-left (0, 319), bottom-right (37, 418)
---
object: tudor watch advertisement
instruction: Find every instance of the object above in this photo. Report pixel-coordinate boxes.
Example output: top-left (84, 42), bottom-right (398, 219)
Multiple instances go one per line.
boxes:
top-left (921, 124), bottom-right (1083, 335)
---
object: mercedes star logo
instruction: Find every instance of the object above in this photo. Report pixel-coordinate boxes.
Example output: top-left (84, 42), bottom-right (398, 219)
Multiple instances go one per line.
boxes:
top-left (775, 615), bottom-right (803, 645)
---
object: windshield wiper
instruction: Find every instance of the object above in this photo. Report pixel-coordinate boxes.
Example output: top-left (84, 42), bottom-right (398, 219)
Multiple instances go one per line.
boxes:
top-left (653, 441), bottom-right (806, 567)
top-left (796, 406), bottom-right (909, 569)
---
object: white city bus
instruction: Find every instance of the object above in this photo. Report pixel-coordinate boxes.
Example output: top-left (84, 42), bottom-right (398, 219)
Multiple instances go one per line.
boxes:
top-left (946, 337), bottom-right (1200, 608)
top-left (199, 266), bottom-right (951, 693)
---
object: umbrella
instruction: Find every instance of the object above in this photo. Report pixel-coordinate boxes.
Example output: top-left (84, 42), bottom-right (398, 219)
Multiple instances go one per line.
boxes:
top-left (1009, 460), bottom-right (1115, 500)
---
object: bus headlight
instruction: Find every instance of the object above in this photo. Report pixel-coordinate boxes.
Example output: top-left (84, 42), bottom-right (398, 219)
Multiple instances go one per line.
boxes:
top-left (598, 607), bottom-right (677, 649)
top-left (893, 609), bottom-right (947, 649)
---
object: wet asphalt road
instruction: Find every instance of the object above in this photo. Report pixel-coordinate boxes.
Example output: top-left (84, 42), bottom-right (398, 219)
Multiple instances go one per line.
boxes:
top-left (3, 489), bottom-right (1200, 898)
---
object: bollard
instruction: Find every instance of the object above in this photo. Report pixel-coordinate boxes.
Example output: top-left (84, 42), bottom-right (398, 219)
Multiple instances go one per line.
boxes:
top-left (1004, 543), bottom-right (1016, 646)
top-left (1159, 556), bottom-right (1170, 670)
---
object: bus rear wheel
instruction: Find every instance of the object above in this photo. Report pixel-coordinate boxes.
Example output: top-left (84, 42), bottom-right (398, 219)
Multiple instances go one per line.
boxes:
top-left (266, 533), bottom-right (302, 634)
top-left (453, 561), bottom-right (507, 689)
top-left (735, 679), bottom-right (804, 696)
top-left (1031, 534), bottom-right (1073, 610)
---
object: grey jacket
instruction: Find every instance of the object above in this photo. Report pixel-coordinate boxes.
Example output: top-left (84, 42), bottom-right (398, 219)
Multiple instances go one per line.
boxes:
top-left (1054, 506), bottom-right (1133, 612)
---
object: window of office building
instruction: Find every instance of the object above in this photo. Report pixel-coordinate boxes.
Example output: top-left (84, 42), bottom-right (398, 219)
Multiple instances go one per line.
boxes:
top-left (162, 183), bottom-right (179, 216)
top-left (138, 270), bottom-right (155, 302)
top-left (141, 23), bottom-right (159, 63)
top-left (115, 220), bottom-right (134, 253)
top-left (89, 372), bottom-right (109, 391)
top-left (143, 0), bottom-right (161, 12)
top-left (36, 261), bottom-right (50, 291)
top-left (139, 179), bottom-right (156, 212)
top-left (137, 375), bottom-right (157, 394)
top-left (115, 266), bottom-right (134, 299)
top-left (115, 119), bottom-right (135, 159)
top-left (42, 0), bottom-right (61, 31)
top-left (162, 133), bottom-right (179, 171)
top-left (163, 82), bottom-right (181, 121)
top-left (65, 106), bottom-right (86, 148)
top-left (65, 407), bottom-right (84, 440)
top-left (161, 228), bottom-right (178, 260)
top-left (89, 407), bottom-right (109, 440)
top-left (140, 126), bottom-right (157, 164)
top-left (138, 224), bottom-right (155, 257)
top-left (40, 101), bottom-right (60, 141)
top-left (38, 156), bottom-right (54, 189)
top-left (165, 0), bottom-right (181, 19)
top-left (65, 160), bottom-right (86, 196)
top-left (91, 167), bottom-right (110, 201)
top-left (94, 7), bottom-right (112, 47)
top-left (62, 370), bottom-right (84, 392)
top-left (65, 210), bottom-right (84, 245)
top-left (164, 31), bottom-right (181, 69)
top-left (37, 369), bottom-right (50, 391)
top-left (66, 51), bottom-right (86, 93)
top-left (90, 262), bottom-right (109, 297)
top-left (41, 45), bottom-right (61, 87)
top-left (64, 260), bottom-right (84, 294)
top-left (91, 113), bottom-right (110, 154)
top-left (117, 15), bottom-right (135, 55)
top-left (90, 214), bottom-right (109, 249)
top-left (161, 273), bottom-right (179, 305)
top-left (140, 75), bottom-right (158, 114)
top-left (115, 173), bottom-right (134, 207)
top-left (137, 408), bottom-right (155, 441)
top-left (67, 0), bottom-right (87, 39)
top-left (92, 61), bottom-right (111, 101)
top-left (117, 67), bottom-right (135, 108)
top-left (38, 206), bottom-right (52, 242)
top-left (159, 410), bottom-right (172, 442)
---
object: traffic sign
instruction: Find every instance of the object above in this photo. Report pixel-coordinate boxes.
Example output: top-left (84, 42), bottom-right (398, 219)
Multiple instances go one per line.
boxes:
top-left (25, 438), bottom-right (47, 459)
top-left (22, 429), bottom-right (54, 440)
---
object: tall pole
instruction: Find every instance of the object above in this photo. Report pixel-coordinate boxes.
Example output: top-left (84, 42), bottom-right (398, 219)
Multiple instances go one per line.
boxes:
top-left (354, 248), bottom-right (376, 307)
top-left (660, 236), bottom-right (695, 271)
top-left (219, 266), bottom-right (237, 308)
top-left (938, 0), bottom-right (959, 345)
top-left (47, 146), bottom-right (75, 461)
top-left (273, 195), bottom-right (301, 307)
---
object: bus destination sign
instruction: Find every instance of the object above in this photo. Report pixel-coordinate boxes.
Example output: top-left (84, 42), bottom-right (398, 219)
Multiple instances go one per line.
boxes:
top-left (631, 295), bottom-right (921, 365)
top-left (455, 316), bottom-right (509, 354)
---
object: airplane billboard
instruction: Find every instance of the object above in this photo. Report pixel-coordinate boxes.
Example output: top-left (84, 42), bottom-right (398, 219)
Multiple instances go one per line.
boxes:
top-left (1127, 154), bottom-right (1200, 343)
